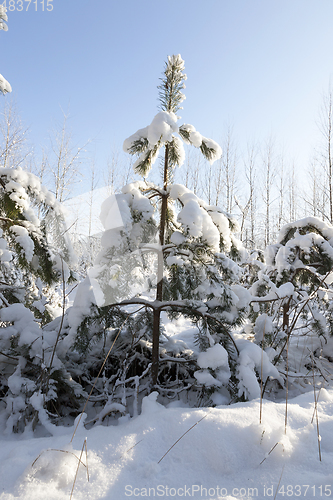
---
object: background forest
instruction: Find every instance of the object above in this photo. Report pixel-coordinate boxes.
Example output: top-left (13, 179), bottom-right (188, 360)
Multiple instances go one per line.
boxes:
top-left (1, 86), bottom-right (333, 255)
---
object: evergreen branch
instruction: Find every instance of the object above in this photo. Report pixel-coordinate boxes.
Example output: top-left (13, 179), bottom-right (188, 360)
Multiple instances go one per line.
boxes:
top-left (113, 363), bottom-right (152, 387)
top-left (261, 269), bottom-right (333, 401)
top-left (0, 177), bottom-right (7, 190)
top-left (137, 183), bottom-right (168, 197)
top-left (200, 140), bottom-right (217, 162)
top-left (158, 54), bottom-right (186, 113)
top-left (134, 143), bottom-right (160, 177)
top-left (0, 216), bottom-right (21, 226)
top-left (0, 292), bottom-right (10, 307)
top-left (0, 282), bottom-right (25, 290)
top-left (168, 137), bottom-right (182, 168)
top-left (128, 138), bottom-right (149, 155)
top-left (159, 356), bottom-right (192, 363)
top-left (0, 350), bottom-right (18, 361)
top-left (178, 126), bottom-right (191, 144)
top-left (101, 299), bottom-right (239, 355)
top-left (70, 306), bottom-right (145, 443)
top-left (134, 150), bottom-right (153, 177)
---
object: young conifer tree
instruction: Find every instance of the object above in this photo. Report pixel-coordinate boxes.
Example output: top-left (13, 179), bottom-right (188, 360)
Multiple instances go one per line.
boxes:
top-left (124, 54), bottom-right (239, 385)
top-left (245, 216), bottom-right (333, 395)
top-left (68, 55), bottom-right (281, 416)
top-left (123, 55), bottom-right (229, 385)
top-left (0, 166), bottom-right (77, 432)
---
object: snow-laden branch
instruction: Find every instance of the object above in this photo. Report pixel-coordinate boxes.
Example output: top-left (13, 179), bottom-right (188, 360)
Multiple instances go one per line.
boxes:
top-left (0, 74), bottom-right (11, 95)
top-left (123, 111), bottom-right (222, 177)
top-left (101, 298), bottom-right (240, 355)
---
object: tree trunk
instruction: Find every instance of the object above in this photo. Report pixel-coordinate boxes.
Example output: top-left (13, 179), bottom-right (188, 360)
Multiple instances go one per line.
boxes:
top-left (151, 144), bottom-right (169, 387)
top-left (282, 302), bottom-right (289, 331)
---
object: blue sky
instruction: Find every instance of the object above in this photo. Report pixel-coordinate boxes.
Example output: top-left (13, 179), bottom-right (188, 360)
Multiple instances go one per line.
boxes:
top-left (2, 0), bottom-right (333, 193)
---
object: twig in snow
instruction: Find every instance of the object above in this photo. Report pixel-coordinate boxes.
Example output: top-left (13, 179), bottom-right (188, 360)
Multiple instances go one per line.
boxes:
top-left (274, 464), bottom-right (285, 500)
top-left (259, 442), bottom-right (284, 465)
top-left (70, 438), bottom-right (89, 500)
top-left (31, 448), bottom-right (87, 468)
top-left (158, 412), bottom-right (210, 464)
top-left (310, 350), bottom-right (322, 461)
top-left (124, 439), bottom-right (143, 454)
top-left (259, 318), bottom-right (266, 424)
top-left (285, 335), bottom-right (289, 434)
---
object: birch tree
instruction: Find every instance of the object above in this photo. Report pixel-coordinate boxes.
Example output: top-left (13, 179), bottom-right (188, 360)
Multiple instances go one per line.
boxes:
top-left (317, 87), bottom-right (333, 223)
top-left (287, 161), bottom-right (298, 222)
top-left (0, 101), bottom-right (29, 169)
top-left (277, 154), bottom-right (287, 231)
top-left (243, 142), bottom-right (258, 248)
top-left (47, 110), bottom-right (87, 202)
top-left (180, 146), bottom-right (203, 197)
top-left (261, 138), bottom-right (276, 247)
top-left (215, 125), bottom-right (238, 211)
top-left (104, 146), bottom-right (134, 195)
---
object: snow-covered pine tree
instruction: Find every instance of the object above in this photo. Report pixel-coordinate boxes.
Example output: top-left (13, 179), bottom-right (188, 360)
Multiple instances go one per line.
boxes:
top-left (0, 6), bottom-right (12, 95)
top-left (0, 166), bottom-right (77, 432)
top-left (245, 216), bottom-right (333, 396)
top-left (121, 54), bottom-right (249, 389)
top-left (68, 55), bottom-right (281, 418)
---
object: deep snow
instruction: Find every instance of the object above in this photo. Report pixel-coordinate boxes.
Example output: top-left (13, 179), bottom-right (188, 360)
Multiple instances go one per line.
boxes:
top-left (0, 389), bottom-right (332, 500)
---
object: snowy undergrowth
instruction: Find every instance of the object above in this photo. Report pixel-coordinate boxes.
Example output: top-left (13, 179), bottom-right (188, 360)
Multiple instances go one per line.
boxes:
top-left (0, 390), bottom-right (332, 500)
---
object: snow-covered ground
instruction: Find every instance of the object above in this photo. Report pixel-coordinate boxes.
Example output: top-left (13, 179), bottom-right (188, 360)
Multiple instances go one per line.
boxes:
top-left (0, 389), bottom-right (332, 500)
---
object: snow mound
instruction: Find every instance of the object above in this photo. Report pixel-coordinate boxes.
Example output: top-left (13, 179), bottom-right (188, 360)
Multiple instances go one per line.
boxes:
top-left (1, 390), bottom-right (333, 499)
